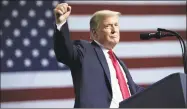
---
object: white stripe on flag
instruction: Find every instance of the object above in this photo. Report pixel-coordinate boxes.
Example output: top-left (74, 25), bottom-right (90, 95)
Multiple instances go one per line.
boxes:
top-left (1, 70), bottom-right (73, 89)
top-left (67, 1), bottom-right (186, 5)
top-left (1, 67), bottom-right (184, 89)
top-left (130, 67), bottom-right (184, 84)
top-left (67, 15), bottom-right (186, 31)
top-left (1, 99), bottom-right (75, 108)
top-left (114, 41), bottom-right (182, 58)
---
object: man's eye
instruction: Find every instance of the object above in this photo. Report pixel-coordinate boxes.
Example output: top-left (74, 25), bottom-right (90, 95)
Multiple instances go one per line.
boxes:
top-left (105, 25), bottom-right (110, 28)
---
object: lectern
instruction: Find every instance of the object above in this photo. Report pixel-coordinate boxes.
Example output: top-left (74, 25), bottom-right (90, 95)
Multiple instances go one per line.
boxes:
top-left (119, 73), bottom-right (186, 108)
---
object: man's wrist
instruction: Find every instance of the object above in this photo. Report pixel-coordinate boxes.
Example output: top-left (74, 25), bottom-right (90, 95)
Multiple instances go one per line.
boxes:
top-left (56, 20), bottom-right (66, 30)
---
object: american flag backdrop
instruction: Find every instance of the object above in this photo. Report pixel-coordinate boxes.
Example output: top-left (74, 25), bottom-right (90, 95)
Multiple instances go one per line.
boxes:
top-left (0, 0), bottom-right (186, 108)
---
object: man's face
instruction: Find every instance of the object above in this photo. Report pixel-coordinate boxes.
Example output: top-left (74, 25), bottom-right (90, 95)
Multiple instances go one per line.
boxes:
top-left (94, 15), bottom-right (120, 49)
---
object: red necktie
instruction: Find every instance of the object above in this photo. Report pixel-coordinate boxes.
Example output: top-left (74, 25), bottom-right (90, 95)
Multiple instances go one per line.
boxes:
top-left (108, 50), bottom-right (130, 99)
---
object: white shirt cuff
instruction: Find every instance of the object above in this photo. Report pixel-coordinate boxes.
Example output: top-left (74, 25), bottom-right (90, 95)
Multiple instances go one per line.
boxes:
top-left (56, 20), bottom-right (67, 30)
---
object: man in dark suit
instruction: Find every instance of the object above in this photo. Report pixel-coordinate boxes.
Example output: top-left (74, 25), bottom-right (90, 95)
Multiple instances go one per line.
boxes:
top-left (53, 3), bottom-right (144, 108)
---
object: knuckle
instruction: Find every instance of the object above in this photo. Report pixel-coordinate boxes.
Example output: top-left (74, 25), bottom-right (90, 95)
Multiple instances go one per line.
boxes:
top-left (56, 3), bottom-right (61, 8)
top-left (60, 3), bottom-right (67, 6)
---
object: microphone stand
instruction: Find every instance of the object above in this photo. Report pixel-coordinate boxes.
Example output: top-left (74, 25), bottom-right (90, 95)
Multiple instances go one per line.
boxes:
top-left (157, 28), bottom-right (187, 74)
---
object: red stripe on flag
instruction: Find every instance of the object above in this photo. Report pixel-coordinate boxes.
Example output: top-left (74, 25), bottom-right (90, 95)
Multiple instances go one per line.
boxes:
top-left (69, 4), bottom-right (186, 15)
top-left (0, 84), bottom-right (149, 103)
top-left (1, 87), bottom-right (74, 103)
top-left (70, 31), bottom-right (186, 42)
top-left (121, 57), bottom-right (183, 68)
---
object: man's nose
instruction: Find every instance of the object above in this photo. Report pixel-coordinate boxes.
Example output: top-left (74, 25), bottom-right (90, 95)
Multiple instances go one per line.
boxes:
top-left (111, 26), bottom-right (117, 34)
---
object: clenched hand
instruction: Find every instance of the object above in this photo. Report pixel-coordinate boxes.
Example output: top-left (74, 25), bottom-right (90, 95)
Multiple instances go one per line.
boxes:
top-left (54, 3), bottom-right (71, 24)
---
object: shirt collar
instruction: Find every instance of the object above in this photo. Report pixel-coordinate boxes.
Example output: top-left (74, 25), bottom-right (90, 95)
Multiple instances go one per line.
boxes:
top-left (93, 40), bottom-right (111, 54)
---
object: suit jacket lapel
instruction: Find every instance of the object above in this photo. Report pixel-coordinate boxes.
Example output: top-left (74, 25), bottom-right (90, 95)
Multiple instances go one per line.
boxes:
top-left (115, 54), bottom-right (136, 95)
top-left (91, 41), bottom-right (111, 86)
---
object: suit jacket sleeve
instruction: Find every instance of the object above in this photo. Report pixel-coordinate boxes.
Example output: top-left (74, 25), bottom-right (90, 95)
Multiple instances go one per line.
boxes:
top-left (134, 81), bottom-right (145, 93)
top-left (53, 22), bottom-right (84, 67)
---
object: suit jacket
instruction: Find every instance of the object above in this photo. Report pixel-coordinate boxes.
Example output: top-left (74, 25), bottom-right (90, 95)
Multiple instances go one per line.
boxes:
top-left (53, 22), bottom-right (144, 108)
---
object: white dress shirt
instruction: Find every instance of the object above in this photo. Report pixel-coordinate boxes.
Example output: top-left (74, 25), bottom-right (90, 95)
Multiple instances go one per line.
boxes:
top-left (56, 22), bottom-right (131, 108)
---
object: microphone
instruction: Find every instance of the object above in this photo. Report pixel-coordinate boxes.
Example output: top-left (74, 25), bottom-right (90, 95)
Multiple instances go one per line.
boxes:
top-left (140, 28), bottom-right (187, 73)
top-left (140, 31), bottom-right (175, 40)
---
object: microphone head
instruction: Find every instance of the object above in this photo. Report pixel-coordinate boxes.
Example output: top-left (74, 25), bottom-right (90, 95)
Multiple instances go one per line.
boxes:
top-left (140, 33), bottom-right (151, 40)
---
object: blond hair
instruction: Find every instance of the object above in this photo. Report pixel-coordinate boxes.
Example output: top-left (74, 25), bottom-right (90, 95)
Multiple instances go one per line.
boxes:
top-left (89, 10), bottom-right (121, 39)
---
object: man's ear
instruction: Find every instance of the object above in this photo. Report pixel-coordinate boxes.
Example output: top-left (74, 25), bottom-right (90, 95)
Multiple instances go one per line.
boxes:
top-left (90, 28), bottom-right (97, 40)
top-left (92, 28), bottom-right (96, 35)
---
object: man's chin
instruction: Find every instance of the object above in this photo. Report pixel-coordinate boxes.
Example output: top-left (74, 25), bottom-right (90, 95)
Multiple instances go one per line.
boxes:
top-left (111, 39), bottom-right (119, 45)
top-left (109, 41), bottom-right (118, 48)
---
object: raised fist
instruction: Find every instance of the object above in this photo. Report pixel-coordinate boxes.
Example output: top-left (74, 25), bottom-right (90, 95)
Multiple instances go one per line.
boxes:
top-left (54, 3), bottom-right (71, 24)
